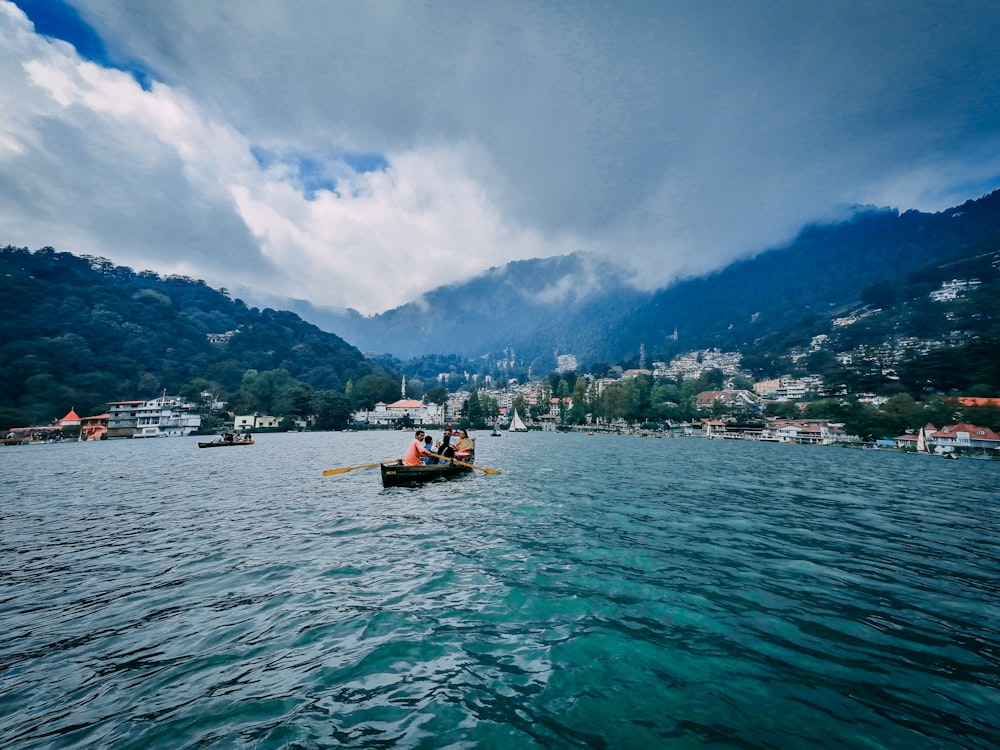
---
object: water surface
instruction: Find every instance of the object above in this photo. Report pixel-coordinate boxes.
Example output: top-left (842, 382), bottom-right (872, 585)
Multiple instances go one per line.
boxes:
top-left (1, 432), bottom-right (997, 748)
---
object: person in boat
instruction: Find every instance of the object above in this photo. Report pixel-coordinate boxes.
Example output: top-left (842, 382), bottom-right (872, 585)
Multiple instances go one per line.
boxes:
top-left (420, 434), bottom-right (436, 464)
top-left (404, 430), bottom-right (432, 466)
top-left (223, 432), bottom-right (234, 443)
top-left (454, 430), bottom-right (475, 459)
top-left (435, 429), bottom-right (455, 462)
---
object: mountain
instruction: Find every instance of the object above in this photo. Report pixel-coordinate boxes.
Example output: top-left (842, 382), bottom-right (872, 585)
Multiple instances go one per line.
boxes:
top-left (291, 190), bottom-right (1000, 373)
top-left (277, 253), bottom-right (651, 364)
top-left (0, 246), bottom-right (392, 427)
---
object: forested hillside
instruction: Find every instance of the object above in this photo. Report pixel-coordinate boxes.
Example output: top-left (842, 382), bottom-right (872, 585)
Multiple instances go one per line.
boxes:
top-left (0, 246), bottom-right (397, 429)
top-left (318, 190), bottom-right (1000, 374)
top-left (625, 190), bottom-right (1000, 366)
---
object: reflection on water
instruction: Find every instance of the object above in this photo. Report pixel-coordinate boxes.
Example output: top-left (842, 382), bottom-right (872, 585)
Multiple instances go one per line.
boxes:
top-left (1, 432), bottom-right (997, 748)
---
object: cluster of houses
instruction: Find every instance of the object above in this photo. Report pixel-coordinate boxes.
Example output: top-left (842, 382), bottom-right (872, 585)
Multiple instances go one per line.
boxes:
top-left (893, 422), bottom-right (1000, 454)
top-left (3, 393), bottom-right (283, 443)
top-left (4, 364), bottom-right (998, 456)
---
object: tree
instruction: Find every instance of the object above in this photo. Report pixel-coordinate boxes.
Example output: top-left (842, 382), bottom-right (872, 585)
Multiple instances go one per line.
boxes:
top-left (465, 387), bottom-right (485, 428)
top-left (600, 383), bottom-right (630, 422)
top-left (568, 378), bottom-right (589, 423)
top-left (480, 394), bottom-right (500, 423)
top-left (274, 381), bottom-right (315, 419)
top-left (312, 391), bottom-right (351, 430)
top-left (557, 381), bottom-right (569, 423)
top-left (424, 385), bottom-right (449, 406)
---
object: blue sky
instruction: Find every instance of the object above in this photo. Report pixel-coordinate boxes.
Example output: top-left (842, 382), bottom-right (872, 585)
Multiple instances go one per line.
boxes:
top-left (2, 0), bottom-right (1000, 315)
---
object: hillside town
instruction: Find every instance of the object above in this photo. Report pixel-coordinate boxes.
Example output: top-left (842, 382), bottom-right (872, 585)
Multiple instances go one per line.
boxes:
top-left (6, 347), bottom-right (999, 458)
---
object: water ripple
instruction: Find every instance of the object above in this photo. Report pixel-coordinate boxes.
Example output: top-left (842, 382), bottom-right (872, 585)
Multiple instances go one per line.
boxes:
top-left (1, 433), bottom-right (998, 748)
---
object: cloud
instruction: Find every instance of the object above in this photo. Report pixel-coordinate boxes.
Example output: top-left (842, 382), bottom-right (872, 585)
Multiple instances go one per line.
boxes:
top-left (3, 0), bottom-right (1000, 314)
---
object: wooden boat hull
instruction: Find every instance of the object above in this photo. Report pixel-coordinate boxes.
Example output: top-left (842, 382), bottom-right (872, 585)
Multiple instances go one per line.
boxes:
top-left (198, 440), bottom-right (255, 448)
top-left (380, 459), bottom-right (472, 487)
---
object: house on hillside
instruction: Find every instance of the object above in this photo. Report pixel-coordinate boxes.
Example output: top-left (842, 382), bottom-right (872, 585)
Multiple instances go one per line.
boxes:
top-left (955, 397), bottom-right (1000, 408)
top-left (695, 390), bottom-right (761, 411)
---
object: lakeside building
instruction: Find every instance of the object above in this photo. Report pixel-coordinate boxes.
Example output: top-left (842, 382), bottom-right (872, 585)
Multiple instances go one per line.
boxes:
top-left (353, 398), bottom-right (443, 427)
top-left (763, 419), bottom-right (850, 445)
top-left (234, 414), bottom-right (280, 430)
top-left (894, 423), bottom-right (1000, 453)
top-left (106, 400), bottom-right (146, 438)
top-left (691, 418), bottom-right (850, 444)
top-left (132, 395), bottom-right (202, 437)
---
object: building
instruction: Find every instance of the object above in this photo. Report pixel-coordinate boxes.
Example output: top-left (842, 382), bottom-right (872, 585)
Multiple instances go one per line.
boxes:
top-left (753, 376), bottom-right (823, 400)
top-left (106, 400), bottom-right (145, 438)
top-left (899, 423), bottom-right (1000, 453)
top-left (695, 390), bottom-right (760, 411)
top-left (929, 279), bottom-right (981, 301)
top-left (762, 419), bottom-right (849, 445)
top-left (56, 408), bottom-right (81, 429)
top-left (130, 395), bottom-right (202, 438)
top-left (556, 354), bottom-right (578, 373)
top-left (353, 398), bottom-right (443, 427)
top-left (234, 414), bottom-right (280, 430)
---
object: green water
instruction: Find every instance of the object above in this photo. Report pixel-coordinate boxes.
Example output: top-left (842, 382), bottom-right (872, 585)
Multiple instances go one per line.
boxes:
top-left (1, 431), bottom-right (997, 748)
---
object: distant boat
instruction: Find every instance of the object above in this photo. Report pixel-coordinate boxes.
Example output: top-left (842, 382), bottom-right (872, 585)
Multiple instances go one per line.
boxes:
top-left (509, 408), bottom-right (528, 432)
top-left (198, 435), bottom-right (255, 448)
top-left (915, 427), bottom-right (930, 455)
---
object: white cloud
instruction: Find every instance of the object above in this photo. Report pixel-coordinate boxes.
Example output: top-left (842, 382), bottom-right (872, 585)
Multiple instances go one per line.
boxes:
top-left (3, 0), bottom-right (1000, 314)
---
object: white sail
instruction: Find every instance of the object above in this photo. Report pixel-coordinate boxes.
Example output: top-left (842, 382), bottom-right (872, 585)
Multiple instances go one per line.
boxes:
top-left (509, 408), bottom-right (528, 432)
top-left (916, 427), bottom-right (927, 453)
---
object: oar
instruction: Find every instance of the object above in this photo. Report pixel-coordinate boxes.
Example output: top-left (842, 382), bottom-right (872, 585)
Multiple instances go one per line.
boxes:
top-left (427, 453), bottom-right (501, 474)
top-left (322, 461), bottom-right (393, 476)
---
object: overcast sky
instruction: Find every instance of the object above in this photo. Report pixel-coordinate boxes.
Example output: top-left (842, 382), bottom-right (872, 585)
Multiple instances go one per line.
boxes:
top-left (2, 1), bottom-right (999, 315)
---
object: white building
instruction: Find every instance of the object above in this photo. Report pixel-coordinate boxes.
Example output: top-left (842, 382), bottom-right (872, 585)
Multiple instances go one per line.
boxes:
top-left (556, 354), bottom-right (578, 373)
top-left (234, 414), bottom-right (280, 430)
top-left (929, 279), bottom-right (981, 301)
top-left (354, 399), bottom-right (443, 426)
top-left (130, 395), bottom-right (202, 438)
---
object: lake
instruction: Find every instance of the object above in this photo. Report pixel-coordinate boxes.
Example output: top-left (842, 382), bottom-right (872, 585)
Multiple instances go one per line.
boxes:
top-left (1, 431), bottom-right (997, 748)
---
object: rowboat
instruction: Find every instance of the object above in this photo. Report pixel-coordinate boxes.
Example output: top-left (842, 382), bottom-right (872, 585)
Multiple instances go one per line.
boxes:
top-left (198, 439), bottom-right (255, 448)
top-left (380, 457), bottom-right (473, 487)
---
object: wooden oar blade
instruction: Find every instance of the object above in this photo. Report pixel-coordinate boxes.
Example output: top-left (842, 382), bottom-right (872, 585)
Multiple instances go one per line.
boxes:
top-left (427, 453), bottom-right (501, 474)
top-left (322, 461), bottom-right (387, 476)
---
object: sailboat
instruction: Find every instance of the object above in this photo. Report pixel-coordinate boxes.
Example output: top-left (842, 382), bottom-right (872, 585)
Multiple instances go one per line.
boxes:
top-left (915, 427), bottom-right (931, 455)
top-left (509, 407), bottom-right (528, 432)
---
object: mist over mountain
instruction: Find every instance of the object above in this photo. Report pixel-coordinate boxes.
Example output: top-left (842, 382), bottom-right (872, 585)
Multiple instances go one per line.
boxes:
top-left (266, 253), bottom-right (653, 364)
top-left (282, 190), bottom-right (1000, 373)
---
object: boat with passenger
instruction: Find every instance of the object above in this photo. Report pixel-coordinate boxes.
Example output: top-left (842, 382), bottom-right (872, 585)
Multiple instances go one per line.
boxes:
top-left (198, 433), bottom-right (255, 448)
top-left (380, 455), bottom-right (474, 487)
